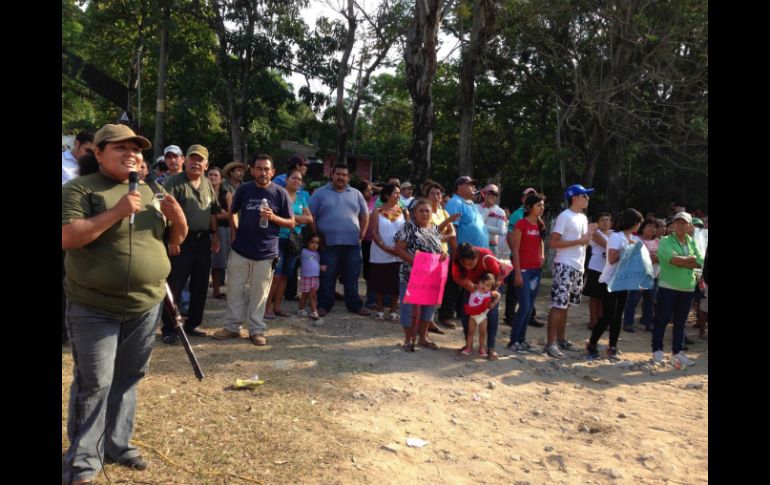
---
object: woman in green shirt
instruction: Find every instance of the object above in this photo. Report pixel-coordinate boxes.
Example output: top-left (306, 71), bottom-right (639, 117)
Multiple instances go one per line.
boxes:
top-left (651, 212), bottom-right (703, 368)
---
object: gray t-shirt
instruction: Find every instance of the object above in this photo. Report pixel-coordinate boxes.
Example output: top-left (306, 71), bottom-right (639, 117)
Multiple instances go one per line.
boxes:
top-left (308, 183), bottom-right (368, 246)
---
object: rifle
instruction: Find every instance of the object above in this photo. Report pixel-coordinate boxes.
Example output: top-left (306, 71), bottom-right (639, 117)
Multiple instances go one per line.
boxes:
top-left (163, 283), bottom-right (204, 380)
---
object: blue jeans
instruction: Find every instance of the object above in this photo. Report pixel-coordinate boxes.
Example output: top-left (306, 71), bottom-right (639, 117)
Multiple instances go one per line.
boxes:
top-left (652, 287), bottom-right (695, 354)
top-left (461, 289), bottom-right (499, 350)
top-left (623, 280), bottom-right (658, 326)
top-left (399, 281), bottom-right (436, 328)
top-left (63, 301), bottom-right (161, 484)
top-left (509, 269), bottom-right (542, 345)
top-left (319, 244), bottom-right (364, 313)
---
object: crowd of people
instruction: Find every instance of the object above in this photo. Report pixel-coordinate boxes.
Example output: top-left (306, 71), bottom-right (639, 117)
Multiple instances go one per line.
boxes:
top-left (61, 124), bottom-right (708, 484)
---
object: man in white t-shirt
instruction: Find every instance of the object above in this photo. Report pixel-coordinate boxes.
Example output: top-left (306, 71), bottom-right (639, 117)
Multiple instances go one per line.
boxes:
top-left (477, 184), bottom-right (507, 257)
top-left (544, 184), bottom-right (597, 358)
top-left (61, 130), bottom-right (94, 185)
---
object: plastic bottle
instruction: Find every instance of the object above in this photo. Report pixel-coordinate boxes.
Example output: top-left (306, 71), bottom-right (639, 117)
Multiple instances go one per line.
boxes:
top-left (259, 199), bottom-right (269, 228)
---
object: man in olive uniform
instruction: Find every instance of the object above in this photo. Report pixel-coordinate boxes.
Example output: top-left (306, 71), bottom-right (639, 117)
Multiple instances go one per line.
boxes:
top-left (160, 144), bottom-right (221, 344)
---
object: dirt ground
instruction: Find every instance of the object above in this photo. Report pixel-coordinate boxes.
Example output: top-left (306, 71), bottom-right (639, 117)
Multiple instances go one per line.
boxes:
top-left (62, 279), bottom-right (708, 484)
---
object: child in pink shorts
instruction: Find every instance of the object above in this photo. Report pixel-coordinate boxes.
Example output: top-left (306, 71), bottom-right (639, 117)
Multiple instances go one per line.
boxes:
top-left (299, 234), bottom-right (326, 324)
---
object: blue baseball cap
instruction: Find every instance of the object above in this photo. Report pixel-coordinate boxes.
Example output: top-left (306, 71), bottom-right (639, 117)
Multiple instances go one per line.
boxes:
top-left (565, 184), bottom-right (595, 200)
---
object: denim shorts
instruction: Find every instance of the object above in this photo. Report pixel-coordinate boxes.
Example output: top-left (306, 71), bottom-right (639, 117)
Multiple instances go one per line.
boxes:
top-left (275, 237), bottom-right (300, 276)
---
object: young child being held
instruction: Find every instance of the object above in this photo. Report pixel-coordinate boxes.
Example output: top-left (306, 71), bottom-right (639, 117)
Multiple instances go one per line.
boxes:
top-left (461, 272), bottom-right (500, 357)
top-left (298, 234), bottom-right (327, 325)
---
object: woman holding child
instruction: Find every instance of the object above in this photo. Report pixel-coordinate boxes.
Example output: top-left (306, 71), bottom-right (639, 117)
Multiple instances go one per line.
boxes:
top-left (452, 243), bottom-right (507, 360)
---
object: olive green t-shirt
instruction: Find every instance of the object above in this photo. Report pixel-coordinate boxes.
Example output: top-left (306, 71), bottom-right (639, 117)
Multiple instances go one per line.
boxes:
top-left (163, 172), bottom-right (220, 232)
top-left (62, 172), bottom-right (172, 317)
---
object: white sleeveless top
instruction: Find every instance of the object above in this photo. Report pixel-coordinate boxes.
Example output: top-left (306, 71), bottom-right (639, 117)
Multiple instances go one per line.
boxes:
top-left (370, 208), bottom-right (405, 264)
top-left (587, 230), bottom-right (609, 272)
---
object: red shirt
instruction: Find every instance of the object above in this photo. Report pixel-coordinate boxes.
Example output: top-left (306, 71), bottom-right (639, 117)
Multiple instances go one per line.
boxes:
top-left (451, 247), bottom-right (501, 285)
top-left (515, 218), bottom-right (544, 270)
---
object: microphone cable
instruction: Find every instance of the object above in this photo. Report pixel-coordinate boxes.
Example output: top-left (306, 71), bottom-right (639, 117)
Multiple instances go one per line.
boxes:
top-left (94, 180), bottom-right (138, 484)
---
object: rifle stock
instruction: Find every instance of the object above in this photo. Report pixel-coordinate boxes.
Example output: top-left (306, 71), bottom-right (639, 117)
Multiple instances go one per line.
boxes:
top-left (163, 283), bottom-right (204, 380)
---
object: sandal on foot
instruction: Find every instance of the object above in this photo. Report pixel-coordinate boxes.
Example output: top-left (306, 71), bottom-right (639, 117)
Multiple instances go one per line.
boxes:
top-left (459, 347), bottom-right (472, 356)
top-left (478, 348), bottom-right (488, 357)
top-left (263, 312), bottom-right (276, 320)
top-left (418, 340), bottom-right (439, 350)
top-left (487, 350), bottom-right (499, 361)
top-left (275, 310), bottom-right (291, 317)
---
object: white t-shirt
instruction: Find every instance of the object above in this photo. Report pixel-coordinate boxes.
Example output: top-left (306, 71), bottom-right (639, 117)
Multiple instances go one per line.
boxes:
top-left (477, 203), bottom-right (507, 245)
top-left (599, 232), bottom-right (639, 284)
top-left (552, 209), bottom-right (588, 271)
top-left (62, 150), bottom-right (79, 185)
top-left (587, 231), bottom-right (609, 272)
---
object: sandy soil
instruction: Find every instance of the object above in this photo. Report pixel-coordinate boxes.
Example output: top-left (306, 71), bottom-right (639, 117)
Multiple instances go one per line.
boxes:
top-left (62, 279), bottom-right (708, 484)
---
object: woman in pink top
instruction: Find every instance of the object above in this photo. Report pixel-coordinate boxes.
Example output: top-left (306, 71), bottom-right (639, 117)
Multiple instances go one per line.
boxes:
top-left (506, 192), bottom-right (546, 352)
top-left (622, 217), bottom-right (660, 332)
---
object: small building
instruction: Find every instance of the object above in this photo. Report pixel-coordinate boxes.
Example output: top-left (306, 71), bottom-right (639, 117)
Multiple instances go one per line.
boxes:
top-left (323, 153), bottom-right (372, 181)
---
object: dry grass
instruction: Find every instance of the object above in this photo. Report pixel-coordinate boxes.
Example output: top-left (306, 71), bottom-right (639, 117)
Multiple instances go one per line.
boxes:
top-left (63, 280), bottom-right (708, 484)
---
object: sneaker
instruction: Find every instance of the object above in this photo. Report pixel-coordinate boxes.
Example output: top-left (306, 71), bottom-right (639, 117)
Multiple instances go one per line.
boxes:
top-left (544, 343), bottom-right (565, 359)
top-left (374, 312), bottom-right (385, 321)
top-left (652, 350), bottom-right (665, 363)
top-left (528, 319), bottom-right (545, 328)
top-left (674, 352), bottom-right (696, 368)
top-left (298, 309), bottom-right (308, 317)
top-left (478, 347), bottom-right (488, 357)
top-left (211, 328), bottom-right (240, 340)
top-left (309, 311), bottom-right (320, 321)
top-left (184, 327), bottom-right (207, 337)
top-left (585, 345), bottom-right (601, 361)
top-left (459, 347), bottom-right (472, 356)
top-left (506, 342), bottom-right (519, 352)
top-left (606, 346), bottom-right (621, 361)
top-left (106, 454), bottom-right (148, 471)
top-left (557, 339), bottom-right (576, 351)
top-left (161, 334), bottom-right (178, 345)
top-left (517, 341), bottom-right (533, 354)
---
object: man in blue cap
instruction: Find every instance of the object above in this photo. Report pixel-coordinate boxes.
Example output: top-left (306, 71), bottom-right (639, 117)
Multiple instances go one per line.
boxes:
top-left (544, 184), bottom-right (597, 358)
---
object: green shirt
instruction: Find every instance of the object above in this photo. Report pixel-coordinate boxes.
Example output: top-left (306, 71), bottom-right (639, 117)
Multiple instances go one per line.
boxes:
top-left (657, 234), bottom-right (704, 291)
top-left (163, 172), bottom-right (220, 232)
top-left (507, 205), bottom-right (525, 232)
top-left (62, 172), bottom-right (171, 317)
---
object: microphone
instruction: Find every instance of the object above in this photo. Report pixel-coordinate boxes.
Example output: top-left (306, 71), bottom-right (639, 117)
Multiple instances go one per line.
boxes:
top-left (128, 171), bottom-right (139, 225)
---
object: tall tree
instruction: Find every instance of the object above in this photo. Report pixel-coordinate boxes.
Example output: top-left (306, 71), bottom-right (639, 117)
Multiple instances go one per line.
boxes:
top-left (455, 0), bottom-right (496, 177)
top-left (404, 0), bottom-right (448, 183)
top-left (209, 0), bottom-right (306, 161)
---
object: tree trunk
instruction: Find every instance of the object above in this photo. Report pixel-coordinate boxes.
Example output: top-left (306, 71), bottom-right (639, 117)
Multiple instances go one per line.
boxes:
top-left (405, 0), bottom-right (445, 183)
top-left (457, 0), bottom-right (495, 177)
top-left (335, 0), bottom-right (357, 166)
top-left (152, 2), bottom-right (169, 161)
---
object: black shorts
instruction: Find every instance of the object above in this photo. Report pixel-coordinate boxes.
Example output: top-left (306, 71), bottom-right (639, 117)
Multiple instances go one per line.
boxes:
top-left (582, 269), bottom-right (607, 298)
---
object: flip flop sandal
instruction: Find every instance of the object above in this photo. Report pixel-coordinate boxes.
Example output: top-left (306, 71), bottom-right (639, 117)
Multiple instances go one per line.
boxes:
top-left (418, 341), bottom-right (439, 350)
top-left (275, 310), bottom-right (291, 317)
